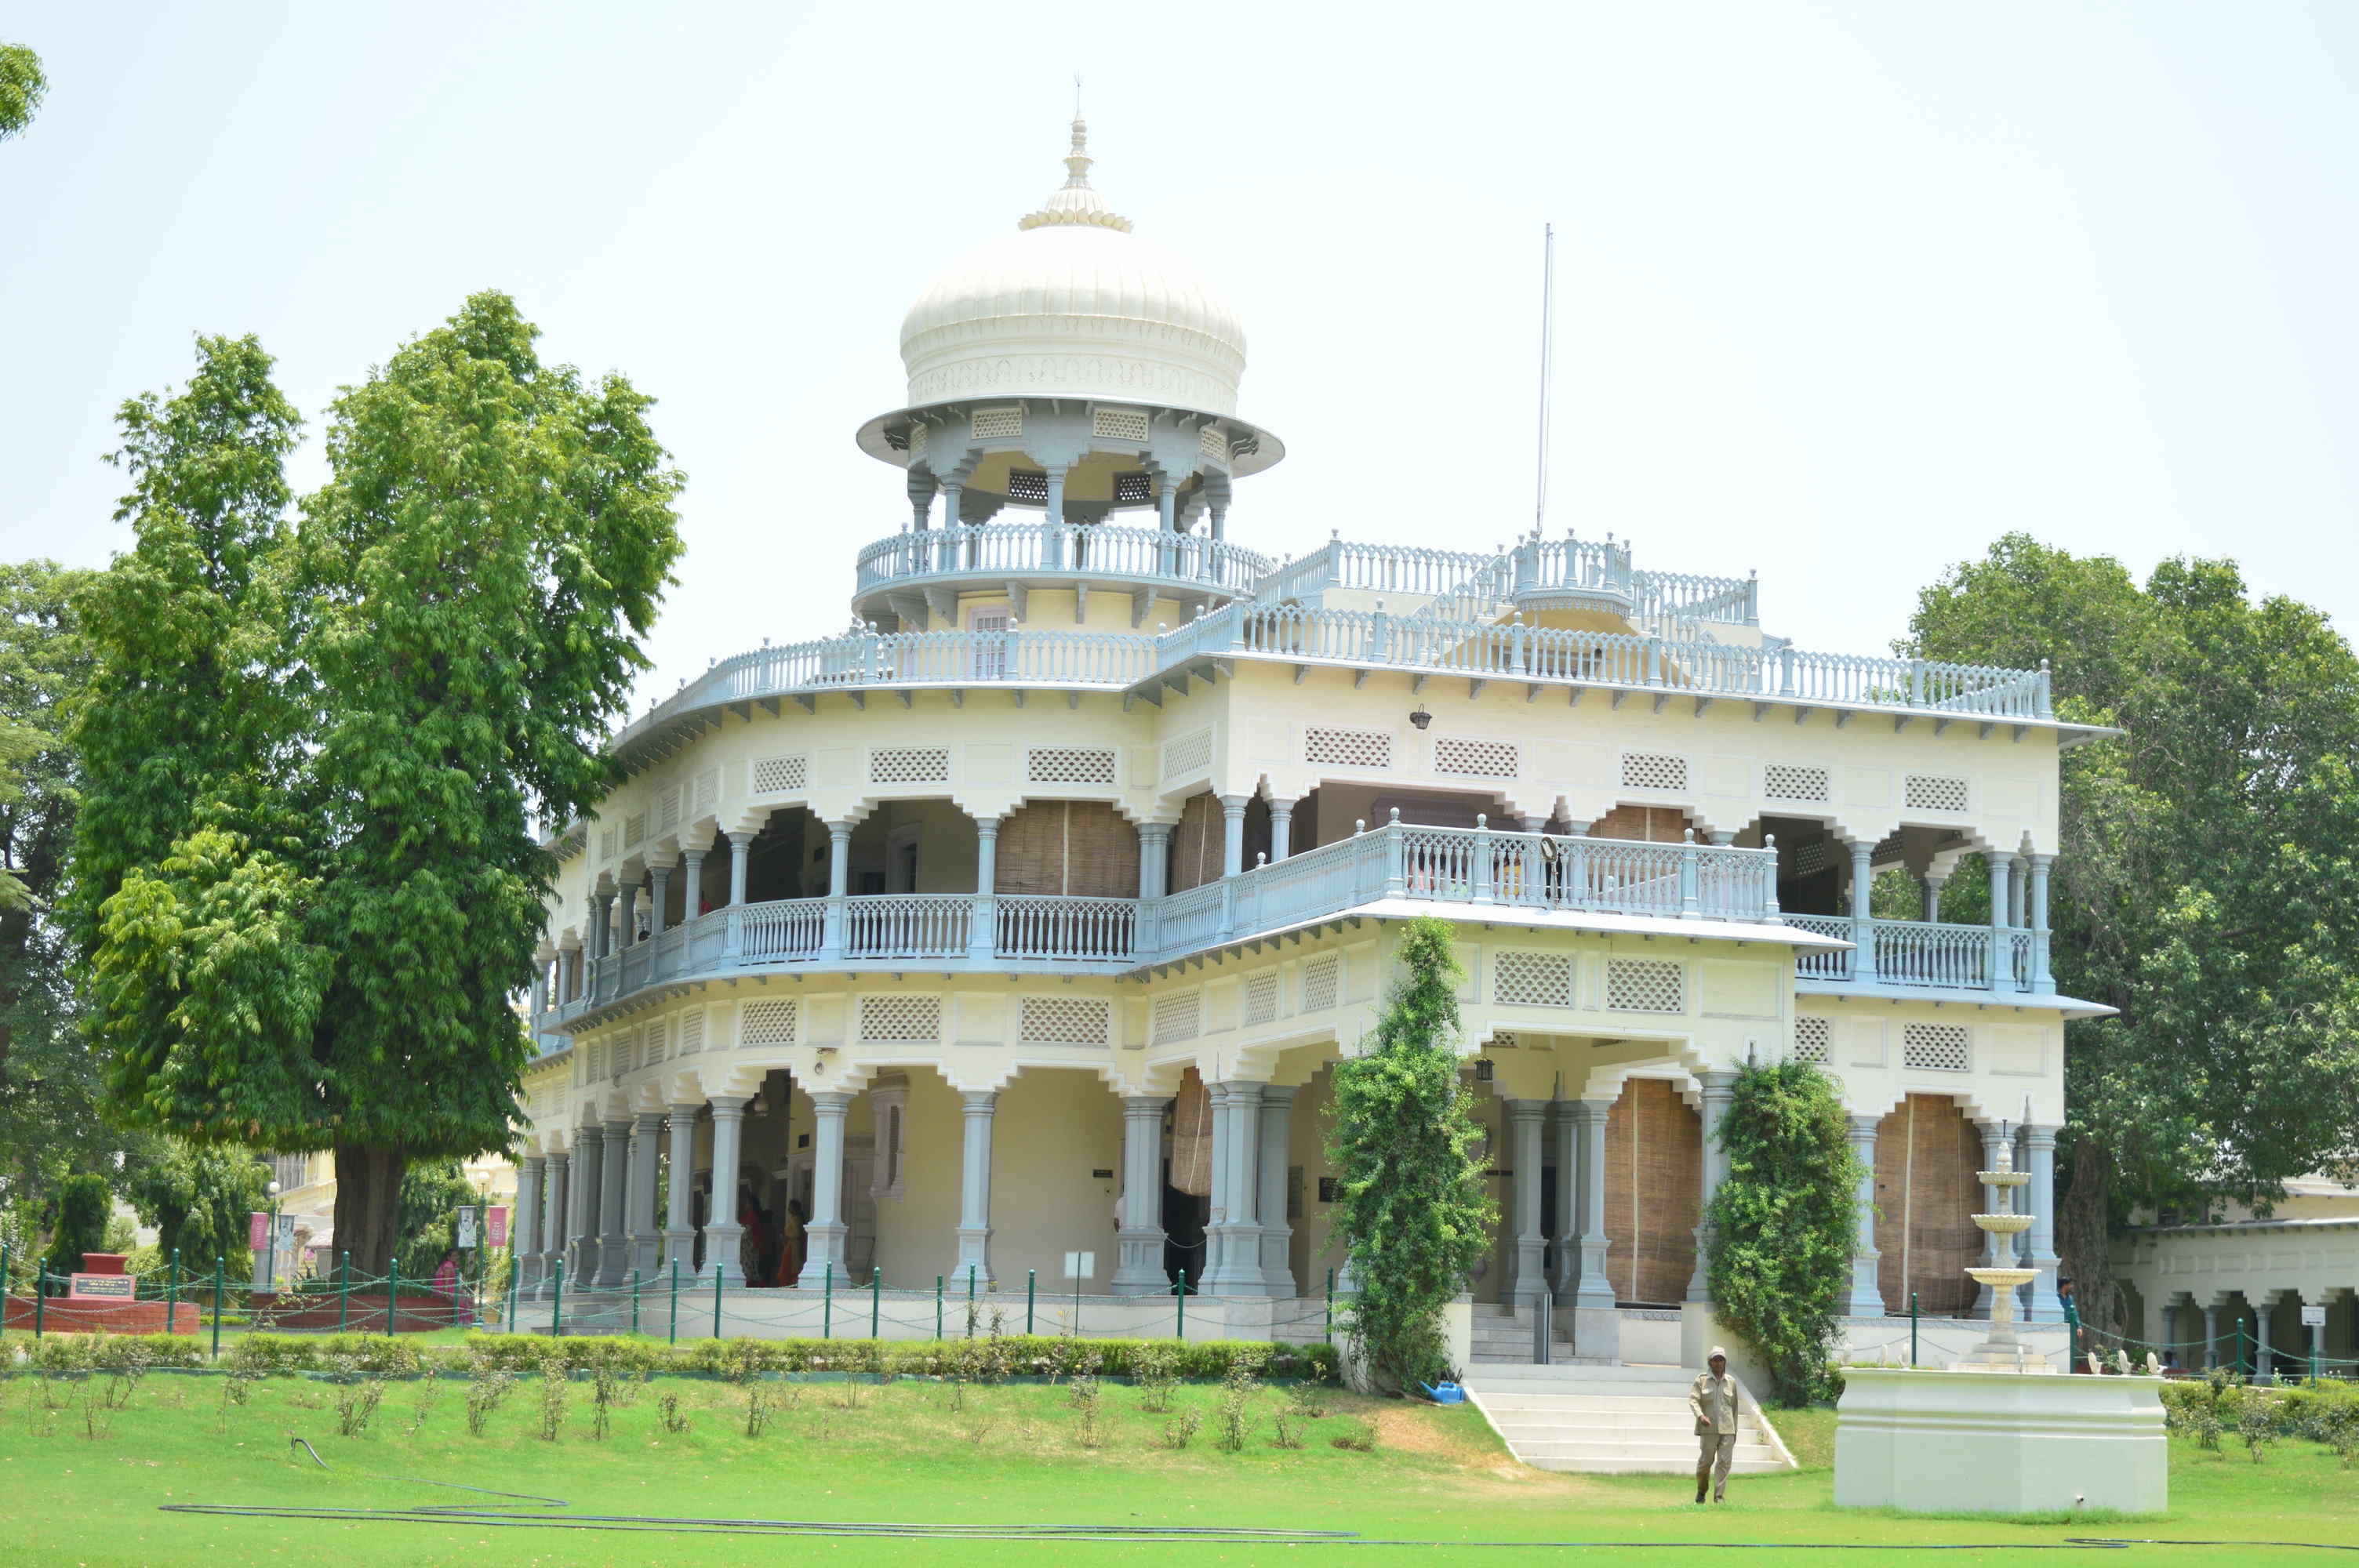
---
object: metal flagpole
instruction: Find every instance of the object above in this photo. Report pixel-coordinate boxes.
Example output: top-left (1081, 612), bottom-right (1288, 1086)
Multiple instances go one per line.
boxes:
top-left (1535, 221), bottom-right (1555, 535)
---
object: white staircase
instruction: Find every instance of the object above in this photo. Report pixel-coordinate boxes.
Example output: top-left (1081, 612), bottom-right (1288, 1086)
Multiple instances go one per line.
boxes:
top-left (1460, 1363), bottom-right (1797, 1475)
top-left (1467, 1302), bottom-right (1583, 1365)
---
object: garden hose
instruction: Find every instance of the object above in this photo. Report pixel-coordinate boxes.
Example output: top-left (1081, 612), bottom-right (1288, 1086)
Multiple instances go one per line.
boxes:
top-left (152, 1438), bottom-right (2359, 1551)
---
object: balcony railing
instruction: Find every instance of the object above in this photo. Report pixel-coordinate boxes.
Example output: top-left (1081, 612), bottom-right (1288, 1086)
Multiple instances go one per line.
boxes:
top-left (1787, 913), bottom-right (2045, 993)
top-left (542, 823), bottom-right (1794, 1025)
top-left (854, 522), bottom-right (1274, 597)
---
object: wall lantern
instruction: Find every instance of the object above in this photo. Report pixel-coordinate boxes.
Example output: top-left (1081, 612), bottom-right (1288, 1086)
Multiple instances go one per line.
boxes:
top-left (1408, 705), bottom-right (1433, 731)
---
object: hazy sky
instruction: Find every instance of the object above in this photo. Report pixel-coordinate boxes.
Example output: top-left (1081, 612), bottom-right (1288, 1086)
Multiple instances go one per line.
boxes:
top-left (5, 2), bottom-right (2354, 707)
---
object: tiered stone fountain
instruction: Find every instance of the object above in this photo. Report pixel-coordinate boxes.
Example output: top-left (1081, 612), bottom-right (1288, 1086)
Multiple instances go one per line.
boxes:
top-left (1834, 1123), bottom-right (2168, 1514)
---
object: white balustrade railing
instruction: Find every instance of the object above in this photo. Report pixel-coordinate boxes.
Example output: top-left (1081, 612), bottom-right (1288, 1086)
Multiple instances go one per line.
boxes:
top-left (1786, 914), bottom-right (2035, 993)
top-left (845, 895), bottom-right (973, 960)
top-left (855, 522), bottom-right (1273, 595)
top-left (997, 895), bottom-right (1136, 962)
top-left (738, 898), bottom-right (825, 960)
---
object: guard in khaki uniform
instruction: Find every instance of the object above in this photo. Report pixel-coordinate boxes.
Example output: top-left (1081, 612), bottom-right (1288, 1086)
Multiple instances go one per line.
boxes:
top-left (1689, 1347), bottom-right (1739, 1503)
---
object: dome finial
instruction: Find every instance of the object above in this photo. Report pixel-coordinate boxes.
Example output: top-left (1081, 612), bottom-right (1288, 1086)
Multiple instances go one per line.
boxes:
top-left (1019, 101), bottom-right (1132, 234)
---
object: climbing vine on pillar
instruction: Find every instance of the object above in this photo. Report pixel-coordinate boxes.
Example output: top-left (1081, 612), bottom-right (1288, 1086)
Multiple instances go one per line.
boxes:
top-left (1703, 1060), bottom-right (1863, 1406)
top-left (1325, 916), bottom-right (1495, 1393)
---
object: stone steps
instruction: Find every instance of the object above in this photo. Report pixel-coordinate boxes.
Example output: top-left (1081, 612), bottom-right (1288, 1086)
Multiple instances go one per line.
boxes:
top-left (1461, 1363), bottom-right (1797, 1476)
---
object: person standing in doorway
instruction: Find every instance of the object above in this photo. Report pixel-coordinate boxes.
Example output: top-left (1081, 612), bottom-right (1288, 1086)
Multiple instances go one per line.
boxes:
top-left (1690, 1347), bottom-right (1739, 1504)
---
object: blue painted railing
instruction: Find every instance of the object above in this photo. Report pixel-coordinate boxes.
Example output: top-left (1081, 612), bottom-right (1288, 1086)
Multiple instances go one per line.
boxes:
top-left (854, 521), bottom-right (1274, 597)
top-left (1787, 913), bottom-right (2043, 994)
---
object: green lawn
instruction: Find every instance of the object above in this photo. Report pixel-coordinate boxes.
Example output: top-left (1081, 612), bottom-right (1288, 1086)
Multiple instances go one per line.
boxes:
top-left (1, 1369), bottom-right (2353, 1566)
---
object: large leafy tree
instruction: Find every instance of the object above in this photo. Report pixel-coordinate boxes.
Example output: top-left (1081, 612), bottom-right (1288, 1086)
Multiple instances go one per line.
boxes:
top-left (126, 1139), bottom-right (264, 1278)
top-left (1327, 916), bottom-right (1497, 1392)
top-left (78, 298), bottom-right (682, 1275)
top-left (1903, 534), bottom-right (2359, 1333)
top-left (1703, 1061), bottom-right (1861, 1405)
top-left (0, 42), bottom-right (43, 142)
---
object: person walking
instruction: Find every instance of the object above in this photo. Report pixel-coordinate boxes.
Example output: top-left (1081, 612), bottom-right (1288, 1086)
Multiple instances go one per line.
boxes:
top-left (1690, 1346), bottom-right (1739, 1504)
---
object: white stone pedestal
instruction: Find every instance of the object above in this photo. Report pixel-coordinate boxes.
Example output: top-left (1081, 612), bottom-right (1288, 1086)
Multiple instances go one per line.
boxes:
top-left (1834, 1368), bottom-right (2167, 1515)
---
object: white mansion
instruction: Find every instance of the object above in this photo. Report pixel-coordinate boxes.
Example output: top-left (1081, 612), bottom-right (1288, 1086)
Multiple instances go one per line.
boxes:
top-left (505, 121), bottom-right (2110, 1367)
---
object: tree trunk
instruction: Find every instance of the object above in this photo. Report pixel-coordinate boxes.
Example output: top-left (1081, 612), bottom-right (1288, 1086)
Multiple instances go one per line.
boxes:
top-left (332, 1142), bottom-right (409, 1279)
top-left (2055, 1131), bottom-right (2122, 1339)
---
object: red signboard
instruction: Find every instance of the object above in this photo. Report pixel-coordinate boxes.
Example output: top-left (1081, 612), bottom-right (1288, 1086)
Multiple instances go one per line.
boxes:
top-left (249, 1211), bottom-right (268, 1251)
top-left (486, 1205), bottom-right (510, 1248)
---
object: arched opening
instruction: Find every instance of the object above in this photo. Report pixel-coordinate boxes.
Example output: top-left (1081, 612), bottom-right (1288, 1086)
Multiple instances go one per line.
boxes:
top-left (1873, 1094), bottom-right (1983, 1316)
top-left (1603, 1078), bottom-right (1702, 1307)
top-left (997, 800), bottom-right (1140, 897)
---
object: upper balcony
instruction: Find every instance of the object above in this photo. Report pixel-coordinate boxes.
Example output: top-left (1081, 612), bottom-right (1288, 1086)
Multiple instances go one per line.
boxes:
top-left (851, 521), bottom-right (1274, 630)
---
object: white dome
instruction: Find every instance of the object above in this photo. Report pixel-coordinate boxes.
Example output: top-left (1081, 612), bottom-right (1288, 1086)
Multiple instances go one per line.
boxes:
top-left (897, 122), bottom-right (1249, 416)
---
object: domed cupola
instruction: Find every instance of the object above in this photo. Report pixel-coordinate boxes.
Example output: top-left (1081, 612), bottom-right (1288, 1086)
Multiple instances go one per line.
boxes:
top-left (853, 118), bottom-right (1285, 633)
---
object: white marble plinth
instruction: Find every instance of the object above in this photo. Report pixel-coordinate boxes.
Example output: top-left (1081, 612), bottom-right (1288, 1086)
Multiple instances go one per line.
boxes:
top-left (1834, 1367), bottom-right (2167, 1515)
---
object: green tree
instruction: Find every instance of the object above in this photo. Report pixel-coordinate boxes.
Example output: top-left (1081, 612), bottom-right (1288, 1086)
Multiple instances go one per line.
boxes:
top-left (1903, 534), bottom-right (2359, 1334)
top-left (0, 42), bottom-right (44, 142)
top-left (38, 1170), bottom-right (109, 1289)
top-left (125, 1140), bottom-right (263, 1277)
top-left (1703, 1061), bottom-right (1862, 1405)
top-left (394, 1160), bottom-right (479, 1283)
top-left (78, 298), bottom-right (684, 1277)
top-left (1326, 916), bottom-right (1497, 1392)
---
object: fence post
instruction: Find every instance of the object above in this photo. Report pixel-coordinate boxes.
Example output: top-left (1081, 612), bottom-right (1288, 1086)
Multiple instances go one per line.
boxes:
top-left (823, 1262), bottom-right (832, 1340)
top-left (32, 1269), bottom-right (43, 1338)
top-left (1325, 1269), bottom-right (1335, 1344)
top-left (1176, 1271), bottom-right (1188, 1341)
top-left (507, 1258), bottom-right (519, 1334)
top-left (631, 1269), bottom-right (642, 1337)
top-left (0, 1240), bottom-right (8, 1348)
top-left (936, 1275), bottom-right (943, 1341)
top-left (1910, 1291), bottom-right (1919, 1368)
top-left (212, 1258), bottom-right (224, 1360)
top-left (387, 1259), bottom-right (399, 1338)
top-left (551, 1260), bottom-right (564, 1338)
top-left (339, 1252), bottom-right (351, 1333)
top-left (871, 1269), bottom-right (881, 1339)
top-left (966, 1268), bottom-right (976, 1335)
top-left (713, 1263), bottom-right (725, 1341)
top-left (668, 1258), bottom-right (680, 1346)
top-left (1027, 1269), bottom-right (1036, 1334)
top-left (165, 1248), bottom-right (180, 1335)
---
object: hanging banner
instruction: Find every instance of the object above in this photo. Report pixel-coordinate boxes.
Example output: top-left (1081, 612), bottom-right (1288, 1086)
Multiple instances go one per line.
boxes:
top-left (249, 1212), bottom-right (269, 1251)
top-left (456, 1207), bottom-right (478, 1250)
top-left (485, 1205), bottom-right (509, 1249)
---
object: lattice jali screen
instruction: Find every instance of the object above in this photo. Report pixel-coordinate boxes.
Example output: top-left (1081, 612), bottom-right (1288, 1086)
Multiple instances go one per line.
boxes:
top-left (1433, 736), bottom-right (1518, 778)
top-left (1151, 991), bottom-right (1201, 1045)
top-left (752, 754), bottom-right (807, 796)
top-left (1793, 1015), bottom-right (1832, 1065)
top-left (1198, 426), bottom-right (1229, 463)
top-left (1241, 971), bottom-right (1278, 1027)
top-left (623, 813), bottom-right (646, 849)
top-left (1792, 839), bottom-right (1830, 877)
top-left (1619, 752), bottom-right (1689, 793)
top-left (676, 1010), bottom-right (706, 1056)
top-left (1605, 958), bottom-right (1685, 1014)
top-left (970, 406), bottom-right (1023, 440)
top-left (693, 768), bottom-right (719, 815)
top-left (739, 1000), bottom-right (798, 1047)
top-left (1764, 763), bottom-right (1830, 803)
top-left (1304, 727), bottom-right (1392, 769)
top-left (598, 827), bottom-right (616, 861)
top-left (1092, 406), bottom-right (1150, 444)
top-left (1020, 996), bottom-right (1112, 1046)
top-left (1301, 955), bottom-right (1341, 1013)
top-left (860, 995), bottom-right (941, 1043)
top-left (1904, 774), bottom-right (1971, 814)
top-left (1161, 728), bottom-right (1212, 782)
top-left (871, 747), bottom-right (951, 785)
top-left (1027, 747), bottom-right (1118, 785)
top-left (657, 786), bottom-right (681, 835)
top-left (642, 1019), bottom-right (668, 1066)
top-left (1494, 950), bottom-right (1575, 1007)
top-left (1902, 1022), bottom-right (1972, 1072)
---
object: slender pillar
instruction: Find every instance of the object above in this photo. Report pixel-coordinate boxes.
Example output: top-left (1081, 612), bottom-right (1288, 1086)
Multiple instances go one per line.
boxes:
top-left (1268, 800), bottom-right (1293, 863)
top-left (1848, 841), bottom-right (1878, 981)
top-left (514, 1155), bottom-right (546, 1294)
top-left (795, 1091), bottom-right (852, 1286)
top-left (2202, 1301), bottom-right (2222, 1371)
top-left (909, 470), bottom-right (936, 532)
top-left (1571, 1098), bottom-right (1619, 1360)
top-left (942, 481), bottom-right (963, 532)
top-left (596, 1115), bottom-right (631, 1286)
top-left (2255, 1294), bottom-right (2277, 1384)
top-left (616, 880), bottom-right (640, 949)
top-left (1987, 851), bottom-right (2016, 986)
top-left (2027, 853), bottom-right (2055, 991)
top-left (2309, 1296), bottom-right (2328, 1373)
top-left (726, 831), bottom-right (754, 906)
top-left (2024, 1124), bottom-right (2063, 1321)
top-left (648, 866), bottom-right (671, 938)
top-left (1157, 478), bottom-right (1178, 532)
top-left (1219, 795), bottom-right (1249, 879)
top-left (1845, 1116), bottom-right (1884, 1315)
top-left (1201, 1082), bottom-right (1264, 1294)
top-left (1921, 873), bottom-right (1947, 924)
top-left (1687, 1072), bottom-right (1739, 1303)
top-left (701, 1095), bottom-right (747, 1283)
top-left (822, 821), bottom-right (853, 958)
top-left (540, 1150), bottom-right (569, 1300)
top-left (1507, 1098), bottom-right (1549, 1308)
top-left (1551, 1102), bottom-right (1579, 1301)
top-left (1137, 823), bottom-right (1172, 900)
top-left (627, 1109), bottom-right (663, 1276)
top-left (682, 845), bottom-right (707, 920)
top-left (2009, 850), bottom-right (2028, 929)
top-left (1256, 1086), bottom-right (1298, 1297)
top-left (954, 1091), bottom-right (998, 1288)
top-left (969, 816), bottom-right (1000, 961)
top-left (1209, 503), bottom-right (1226, 541)
top-left (1971, 1121), bottom-right (2008, 1317)
top-left (1113, 1095), bottom-right (1172, 1294)
top-left (588, 894), bottom-right (611, 960)
top-left (569, 1127), bottom-right (603, 1285)
top-left (661, 1103), bottom-right (700, 1269)
top-left (1044, 465), bottom-right (1067, 530)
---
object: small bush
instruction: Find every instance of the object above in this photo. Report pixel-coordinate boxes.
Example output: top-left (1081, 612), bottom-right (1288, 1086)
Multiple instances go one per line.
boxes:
top-left (1161, 1409), bottom-right (1203, 1450)
top-left (536, 1364), bottom-right (568, 1441)
top-left (1132, 1344), bottom-right (1180, 1414)
top-left (464, 1368), bottom-right (514, 1437)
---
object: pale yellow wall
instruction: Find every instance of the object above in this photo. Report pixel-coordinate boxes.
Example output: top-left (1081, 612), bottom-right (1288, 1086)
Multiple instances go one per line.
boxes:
top-left (984, 1069), bottom-right (1125, 1293)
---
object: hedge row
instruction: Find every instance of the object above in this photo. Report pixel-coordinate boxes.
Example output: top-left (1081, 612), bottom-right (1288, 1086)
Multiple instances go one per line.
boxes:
top-left (2161, 1374), bottom-right (2359, 1441)
top-left (5, 1331), bottom-right (1337, 1382)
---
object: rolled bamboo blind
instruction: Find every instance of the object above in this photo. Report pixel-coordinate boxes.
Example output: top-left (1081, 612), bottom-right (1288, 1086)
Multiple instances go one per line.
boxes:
top-left (1601, 1077), bottom-right (1703, 1305)
top-left (1873, 1093), bottom-right (1985, 1316)
top-left (995, 800), bottom-right (1141, 898)
top-left (1169, 1068), bottom-right (1213, 1199)
top-left (1167, 791), bottom-right (1223, 893)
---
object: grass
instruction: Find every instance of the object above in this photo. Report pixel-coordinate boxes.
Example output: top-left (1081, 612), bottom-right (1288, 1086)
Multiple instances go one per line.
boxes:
top-left (0, 1368), bottom-right (2354, 1566)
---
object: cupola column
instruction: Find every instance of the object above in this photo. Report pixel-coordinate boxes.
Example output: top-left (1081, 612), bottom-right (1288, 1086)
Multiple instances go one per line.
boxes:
top-left (1044, 465), bottom-right (1067, 531)
top-left (907, 468), bottom-right (937, 531)
top-left (942, 480), bottom-right (964, 530)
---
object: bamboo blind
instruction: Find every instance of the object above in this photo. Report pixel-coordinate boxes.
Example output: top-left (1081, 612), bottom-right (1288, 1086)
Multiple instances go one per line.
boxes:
top-left (1169, 1068), bottom-right (1213, 1198)
top-left (1601, 1077), bottom-right (1703, 1305)
top-left (1591, 804), bottom-right (1699, 844)
top-left (995, 800), bottom-right (1140, 897)
top-left (1167, 791), bottom-right (1223, 893)
top-left (1873, 1094), bottom-right (1984, 1316)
